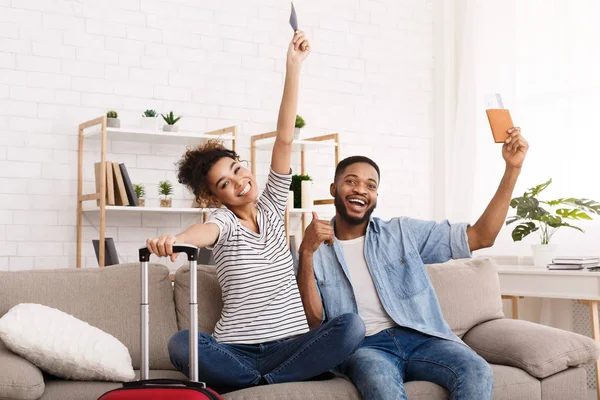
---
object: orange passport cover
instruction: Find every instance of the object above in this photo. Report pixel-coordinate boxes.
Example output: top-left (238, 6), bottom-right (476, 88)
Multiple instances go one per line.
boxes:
top-left (486, 109), bottom-right (513, 143)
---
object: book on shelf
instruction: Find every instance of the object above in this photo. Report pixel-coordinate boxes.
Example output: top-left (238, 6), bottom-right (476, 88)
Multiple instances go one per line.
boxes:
top-left (94, 161), bottom-right (115, 206)
top-left (106, 162), bottom-right (115, 205)
top-left (92, 237), bottom-right (120, 266)
top-left (111, 162), bottom-right (129, 206)
top-left (118, 163), bottom-right (138, 206)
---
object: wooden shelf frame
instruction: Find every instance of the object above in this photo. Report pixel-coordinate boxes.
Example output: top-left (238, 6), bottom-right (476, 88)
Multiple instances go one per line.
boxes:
top-left (76, 116), bottom-right (238, 268)
top-left (250, 132), bottom-right (339, 246)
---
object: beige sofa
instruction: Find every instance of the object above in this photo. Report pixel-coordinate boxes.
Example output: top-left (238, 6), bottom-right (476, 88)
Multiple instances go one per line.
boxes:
top-left (1, 257), bottom-right (599, 400)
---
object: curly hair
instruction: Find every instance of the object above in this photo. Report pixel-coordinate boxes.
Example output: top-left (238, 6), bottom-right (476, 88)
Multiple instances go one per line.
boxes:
top-left (176, 139), bottom-right (242, 206)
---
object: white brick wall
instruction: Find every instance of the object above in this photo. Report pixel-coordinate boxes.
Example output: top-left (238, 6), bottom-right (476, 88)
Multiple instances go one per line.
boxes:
top-left (1, 0), bottom-right (435, 271)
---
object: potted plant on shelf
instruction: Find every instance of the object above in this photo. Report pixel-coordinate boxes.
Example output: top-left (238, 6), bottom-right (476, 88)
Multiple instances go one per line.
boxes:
top-left (133, 183), bottom-right (145, 207)
top-left (141, 109), bottom-right (159, 131)
top-left (158, 180), bottom-right (173, 208)
top-left (506, 178), bottom-right (600, 267)
top-left (294, 114), bottom-right (305, 140)
top-left (106, 110), bottom-right (120, 128)
top-left (290, 174), bottom-right (312, 209)
top-left (161, 111), bottom-right (181, 132)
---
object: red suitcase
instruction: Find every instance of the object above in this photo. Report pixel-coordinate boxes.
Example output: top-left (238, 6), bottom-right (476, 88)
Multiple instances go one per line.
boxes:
top-left (98, 244), bottom-right (222, 400)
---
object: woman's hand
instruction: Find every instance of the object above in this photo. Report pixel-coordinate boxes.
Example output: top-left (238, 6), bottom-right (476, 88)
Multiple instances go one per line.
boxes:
top-left (287, 30), bottom-right (311, 66)
top-left (146, 234), bottom-right (179, 262)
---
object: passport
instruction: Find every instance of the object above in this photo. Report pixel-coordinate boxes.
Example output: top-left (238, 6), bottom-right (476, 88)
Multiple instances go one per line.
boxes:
top-left (290, 2), bottom-right (299, 31)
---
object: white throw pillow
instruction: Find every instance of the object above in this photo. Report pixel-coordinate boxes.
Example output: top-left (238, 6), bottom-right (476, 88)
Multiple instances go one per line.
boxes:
top-left (0, 303), bottom-right (135, 382)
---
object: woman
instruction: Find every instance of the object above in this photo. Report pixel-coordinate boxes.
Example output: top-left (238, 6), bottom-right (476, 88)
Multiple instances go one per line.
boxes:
top-left (146, 31), bottom-right (365, 391)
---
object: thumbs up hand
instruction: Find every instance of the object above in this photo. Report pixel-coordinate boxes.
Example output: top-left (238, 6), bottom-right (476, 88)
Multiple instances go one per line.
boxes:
top-left (299, 212), bottom-right (335, 254)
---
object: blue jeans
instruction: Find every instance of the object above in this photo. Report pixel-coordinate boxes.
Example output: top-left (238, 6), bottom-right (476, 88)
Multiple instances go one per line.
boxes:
top-left (168, 313), bottom-right (365, 390)
top-left (340, 326), bottom-right (493, 400)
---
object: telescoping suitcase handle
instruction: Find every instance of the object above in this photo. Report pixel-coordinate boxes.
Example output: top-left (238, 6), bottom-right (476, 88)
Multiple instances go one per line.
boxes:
top-left (138, 244), bottom-right (201, 384)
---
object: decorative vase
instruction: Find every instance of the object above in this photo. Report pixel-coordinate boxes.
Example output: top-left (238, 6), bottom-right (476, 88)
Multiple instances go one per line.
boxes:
top-left (163, 125), bottom-right (179, 132)
top-left (107, 118), bottom-right (120, 128)
top-left (160, 198), bottom-right (172, 208)
top-left (293, 127), bottom-right (302, 140)
top-left (531, 243), bottom-right (557, 268)
top-left (301, 180), bottom-right (313, 209)
top-left (138, 198), bottom-right (145, 207)
top-left (288, 190), bottom-right (294, 210)
top-left (140, 117), bottom-right (159, 131)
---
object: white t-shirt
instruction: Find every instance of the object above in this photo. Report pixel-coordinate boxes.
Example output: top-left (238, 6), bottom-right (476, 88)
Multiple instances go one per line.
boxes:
top-left (205, 168), bottom-right (309, 344)
top-left (339, 235), bottom-right (396, 336)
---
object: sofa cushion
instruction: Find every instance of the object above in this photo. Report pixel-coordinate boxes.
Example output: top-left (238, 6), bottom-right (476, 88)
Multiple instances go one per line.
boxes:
top-left (404, 381), bottom-right (448, 399)
top-left (0, 303), bottom-right (135, 382)
top-left (0, 263), bottom-right (178, 370)
top-left (220, 365), bottom-right (540, 400)
top-left (174, 264), bottom-right (222, 333)
top-left (31, 365), bottom-right (574, 400)
top-left (0, 340), bottom-right (45, 400)
top-left (425, 257), bottom-right (504, 337)
top-left (40, 370), bottom-right (187, 400)
top-left (540, 367), bottom-right (587, 400)
top-left (222, 377), bottom-right (360, 400)
top-left (490, 364), bottom-right (540, 400)
top-left (463, 318), bottom-right (600, 378)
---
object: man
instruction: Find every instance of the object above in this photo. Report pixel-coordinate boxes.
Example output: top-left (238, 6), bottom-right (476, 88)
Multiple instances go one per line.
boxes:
top-left (297, 128), bottom-right (528, 399)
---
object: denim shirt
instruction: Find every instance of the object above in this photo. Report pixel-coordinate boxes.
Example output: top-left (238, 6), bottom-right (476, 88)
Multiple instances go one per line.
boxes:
top-left (311, 216), bottom-right (472, 344)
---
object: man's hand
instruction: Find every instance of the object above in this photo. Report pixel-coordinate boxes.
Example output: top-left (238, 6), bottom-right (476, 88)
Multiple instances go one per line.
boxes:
top-left (287, 30), bottom-right (311, 66)
top-left (502, 127), bottom-right (529, 169)
top-left (299, 212), bottom-right (334, 254)
top-left (146, 234), bottom-right (180, 262)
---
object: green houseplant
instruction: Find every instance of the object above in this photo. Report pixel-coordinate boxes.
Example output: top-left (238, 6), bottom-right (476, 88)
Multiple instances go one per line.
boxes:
top-left (294, 115), bottom-right (305, 140)
top-left (143, 109), bottom-right (158, 117)
top-left (141, 109), bottom-right (159, 131)
top-left (158, 180), bottom-right (173, 208)
top-left (506, 178), bottom-right (600, 266)
top-left (161, 111), bottom-right (181, 133)
top-left (290, 174), bottom-right (312, 209)
top-left (133, 183), bottom-right (146, 207)
top-left (106, 110), bottom-right (120, 128)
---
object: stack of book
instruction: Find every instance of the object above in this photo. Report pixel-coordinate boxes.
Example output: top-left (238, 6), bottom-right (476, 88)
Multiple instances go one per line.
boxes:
top-left (94, 161), bottom-right (138, 206)
top-left (547, 256), bottom-right (600, 270)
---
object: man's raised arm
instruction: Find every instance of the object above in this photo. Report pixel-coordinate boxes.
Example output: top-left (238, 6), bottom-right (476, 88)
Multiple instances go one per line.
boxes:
top-left (467, 127), bottom-right (529, 251)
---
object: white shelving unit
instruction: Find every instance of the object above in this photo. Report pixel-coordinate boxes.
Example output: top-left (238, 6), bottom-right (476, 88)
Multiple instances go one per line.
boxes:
top-left (76, 116), bottom-right (238, 268)
top-left (83, 126), bottom-right (236, 146)
top-left (288, 208), bottom-right (314, 214)
top-left (82, 205), bottom-right (214, 214)
top-left (252, 137), bottom-right (338, 151)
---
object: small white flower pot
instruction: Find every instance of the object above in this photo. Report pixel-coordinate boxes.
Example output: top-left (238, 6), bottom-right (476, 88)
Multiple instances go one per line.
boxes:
top-left (301, 180), bottom-right (313, 209)
top-left (163, 125), bottom-right (179, 132)
top-left (531, 243), bottom-right (558, 268)
top-left (140, 117), bottom-right (159, 131)
top-left (107, 118), bottom-right (120, 128)
top-left (294, 127), bottom-right (302, 140)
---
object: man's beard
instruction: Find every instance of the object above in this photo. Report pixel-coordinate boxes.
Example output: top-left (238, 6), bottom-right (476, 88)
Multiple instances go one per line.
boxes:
top-left (334, 191), bottom-right (377, 226)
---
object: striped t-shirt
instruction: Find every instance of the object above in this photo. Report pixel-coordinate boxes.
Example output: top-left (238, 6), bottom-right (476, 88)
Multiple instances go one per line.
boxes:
top-left (205, 168), bottom-right (309, 344)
